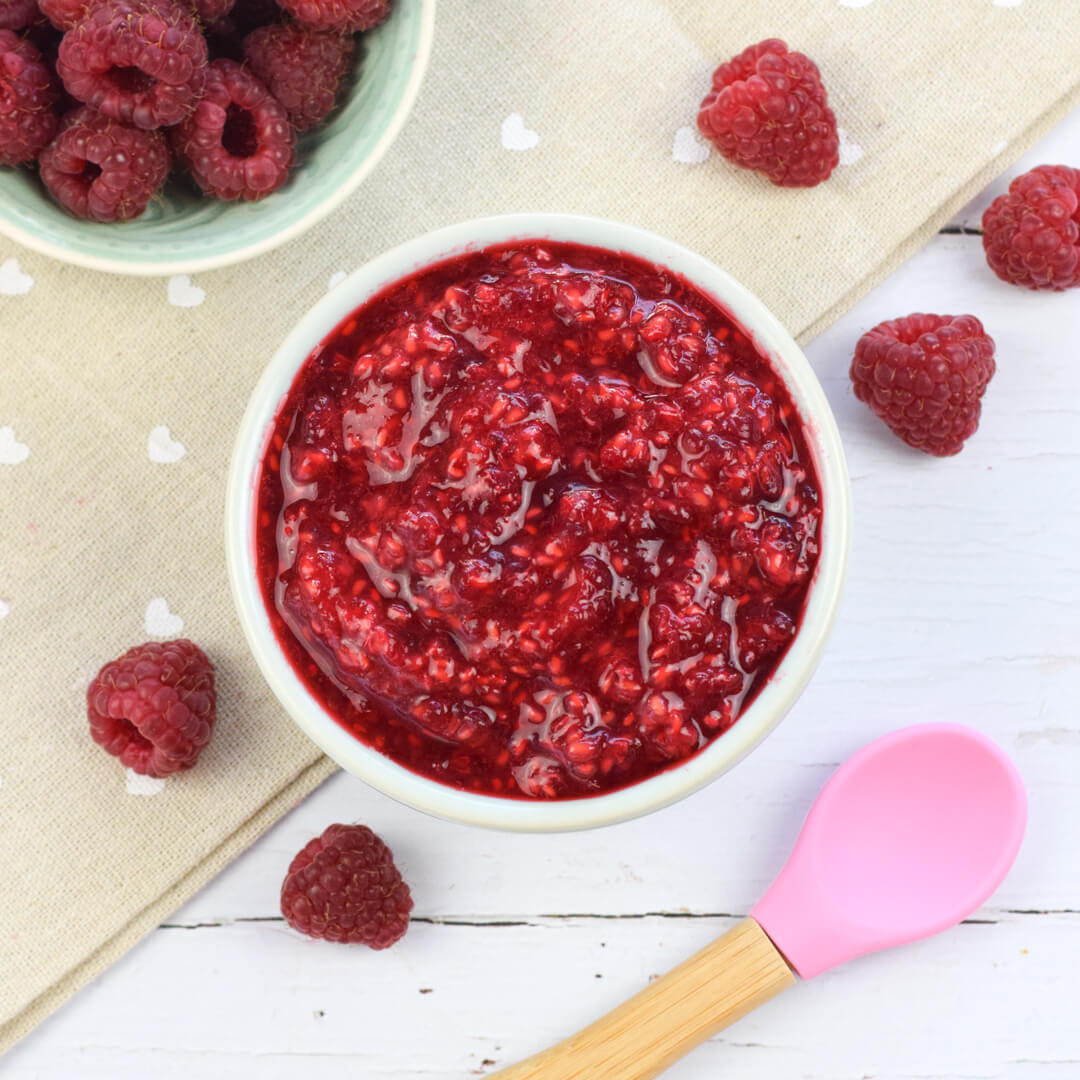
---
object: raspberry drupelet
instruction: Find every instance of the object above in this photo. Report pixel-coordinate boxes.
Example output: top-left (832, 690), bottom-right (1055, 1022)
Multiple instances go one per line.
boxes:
top-left (242, 22), bottom-right (353, 132)
top-left (278, 0), bottom-right (389, 33)
top-left (170, 57), bottom-right (294, 199)
top-left (0, 0), bottom-right (39, 31)
top-left (982, 165), bottom-right (1080, 291)
top-left (57, 0), bottom-right (208, 129)
top-left (37, 0), bottom-right (89, 31)
top-left (0, 30), bottom-right (58, 165)
top-left (850, 313), bottom-right (996, 457)
top-left (280, 824), bottom-right (413, 947)
top-left (191, 0), bottom-right (234, 23)
top-left (87, 639), bottom-right (217, 777)
top-left (39, 105), bottom-right (169, 220)
top-left (697, 38), bottom-right (839, 188)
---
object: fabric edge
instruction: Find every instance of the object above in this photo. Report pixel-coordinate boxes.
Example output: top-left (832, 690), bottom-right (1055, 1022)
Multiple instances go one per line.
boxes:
top-left (0, 755), bottom-right (338, 1057)
top-left (795, 82), bottom-right (1080, 346)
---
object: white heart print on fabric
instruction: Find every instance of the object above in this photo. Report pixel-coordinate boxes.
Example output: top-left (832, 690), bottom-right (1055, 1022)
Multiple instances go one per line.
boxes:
top-left (167, 274), bottom-right (206, 308)
top-left (147, 425), bottom-right (186, 464)
top-left (126, 769), bottom-right (166, 796)
top-left (501, 113), bottom-right (540, 151)
top-left (837, 128), bottom-right (864, 166)
top-left (0, 258), bottom-right (34, 296)
top-left (672, 125), bottom-right (710, 165)
top-left (0, 426), bottom-right (30, 464)
top-left (145, 596), bottom-right (184, 637)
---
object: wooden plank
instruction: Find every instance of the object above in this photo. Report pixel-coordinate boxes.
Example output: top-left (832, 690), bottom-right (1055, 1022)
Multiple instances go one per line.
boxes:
top-left (4, 913), bottom-right (1076, 1078)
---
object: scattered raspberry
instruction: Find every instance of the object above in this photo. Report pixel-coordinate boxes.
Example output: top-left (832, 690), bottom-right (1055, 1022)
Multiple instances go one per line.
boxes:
top-left (697, 38), bottom-right (839, 188)
top-left (57, 0), bottom-right (208, 129)
top-left (0, 0), bottom-right (39, 31)
top-left (39, 105), bottom-right (168, 220)
top-left (850, 313), bottom-right (996, 457)
top-left (242, 22), bottom-right (353, 131)
top-left (37, 0), bottom-right (87, 30)
top-left (280, 824), bottom-right (413, 947)
top-left (0, 30), bottom-right (58, 165)
top-left (170, 58), bottom-right (293, 199)
top-left (982, 165), bottom-right (1080, 291)
top-left (87, 639), bottom-right (217, 777)
top-left (278, 0), bottom-right (389, 33)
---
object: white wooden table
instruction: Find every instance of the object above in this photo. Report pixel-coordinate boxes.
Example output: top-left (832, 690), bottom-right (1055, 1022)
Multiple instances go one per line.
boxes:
top-left (8, 110), bottom-right (1080, 1080)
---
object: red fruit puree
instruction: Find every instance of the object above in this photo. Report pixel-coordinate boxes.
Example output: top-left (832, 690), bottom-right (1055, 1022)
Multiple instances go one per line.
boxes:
top-left (256, 241), bottom-right (821, 800)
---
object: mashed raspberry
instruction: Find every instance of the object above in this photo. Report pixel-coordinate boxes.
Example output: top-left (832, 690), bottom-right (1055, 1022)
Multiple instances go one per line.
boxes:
top-left (256, 242), bottom-right (821, 799)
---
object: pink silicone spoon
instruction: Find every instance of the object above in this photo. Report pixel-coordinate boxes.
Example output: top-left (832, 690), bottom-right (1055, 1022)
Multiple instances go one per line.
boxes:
top-left (493, 723), bottom-right (1027, 1080)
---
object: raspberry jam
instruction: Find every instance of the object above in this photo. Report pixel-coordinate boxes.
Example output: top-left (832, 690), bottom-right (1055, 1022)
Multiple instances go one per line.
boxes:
top-left (256, 241), bottom-right (821, 800)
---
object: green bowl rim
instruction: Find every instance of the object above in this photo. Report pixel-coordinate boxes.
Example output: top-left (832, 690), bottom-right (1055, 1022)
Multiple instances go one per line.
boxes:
top-left (0, 0), bottom-right (436, 277)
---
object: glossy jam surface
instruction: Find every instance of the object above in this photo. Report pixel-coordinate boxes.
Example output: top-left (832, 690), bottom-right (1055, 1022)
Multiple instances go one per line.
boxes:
top-left (256, 242), bottom-right (821, 799)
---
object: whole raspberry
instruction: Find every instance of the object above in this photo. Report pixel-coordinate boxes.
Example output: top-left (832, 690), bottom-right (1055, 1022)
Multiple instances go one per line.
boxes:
top-left (57, 0), bottom-right (208, 129)
top-left (0, 0), bottom-right (39, 31)
top-left (87, 639), bottom-right (217, 777)
top-left (170, 58), bottom-right (293, 199)
top-left (37, 0), bottom-right (88, 30)
top-left (280, 824), bottom-right (413, 947)
top-left (39, 105), bottom-right (168, 220)
top-left (278, 0), bottom-right (388, 33)
top-left (0, 30), bottom-right (58, 165)
top-left (242, 22), bottom-right (352, 131)
top-left (982, 165), bottom-right (1080, 291)
top-left (850, 314), bottom-right (996, 457)
top-left (697, 38), bottom-right (839, 188)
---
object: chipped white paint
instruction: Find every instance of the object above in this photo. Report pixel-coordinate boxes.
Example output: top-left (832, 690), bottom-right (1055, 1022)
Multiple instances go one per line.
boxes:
top-left (125, 770), bottom-right (166, 797)
top-left (146, 425), bottom-right (186, 465)
top-left (167, 274), bottom-right (206, 308)
top-left (144, 597), bottom-right (183, 637)
top-left (0, 257), bottom-right (34, 296)
top-left (672, 125), bottom-right (710, 165)
top-left (501, 112), bottom-right (540, 151)
top-left (837, 128), bottom-right (864, 166)
top-left (0, 426), bottom-right (29, 465)
top-left (327, 271), bottom-right (348, 291)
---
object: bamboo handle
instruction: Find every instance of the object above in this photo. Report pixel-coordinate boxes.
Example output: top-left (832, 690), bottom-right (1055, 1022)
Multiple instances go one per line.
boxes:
top-left (490, 918), bottom-right (794, 1080)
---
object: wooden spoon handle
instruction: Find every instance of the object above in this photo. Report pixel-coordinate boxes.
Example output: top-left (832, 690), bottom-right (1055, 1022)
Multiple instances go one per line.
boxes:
top-left (490, 918), bottom-right (795, 1080)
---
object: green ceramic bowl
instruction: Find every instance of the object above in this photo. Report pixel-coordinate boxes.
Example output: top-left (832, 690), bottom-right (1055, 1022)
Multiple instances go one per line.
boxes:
top-left (0, 0), bottom-right (435, 275)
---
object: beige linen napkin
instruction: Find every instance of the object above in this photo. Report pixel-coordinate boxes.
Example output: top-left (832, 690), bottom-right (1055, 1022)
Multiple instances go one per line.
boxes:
top-left (2, 0), bottom-right (1078, 1053)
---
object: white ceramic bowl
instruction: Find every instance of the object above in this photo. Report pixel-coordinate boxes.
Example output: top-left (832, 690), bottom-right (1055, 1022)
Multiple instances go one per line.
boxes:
top-left (226, 213), bottom-right (851, 831)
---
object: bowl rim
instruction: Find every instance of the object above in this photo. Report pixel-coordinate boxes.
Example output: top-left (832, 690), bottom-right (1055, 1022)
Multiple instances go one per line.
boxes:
top-left (0, 0), bottom-right (436, 277)
top-left (225, 212), bottom-right (852, 832)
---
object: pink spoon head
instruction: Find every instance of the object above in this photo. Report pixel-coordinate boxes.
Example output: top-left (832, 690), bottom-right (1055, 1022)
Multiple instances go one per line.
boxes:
top-left (751, 723), bottom-right (1026, 979)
